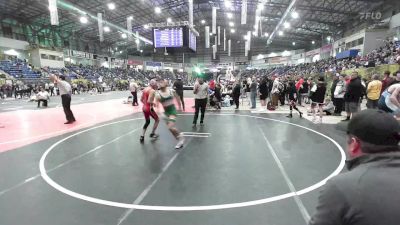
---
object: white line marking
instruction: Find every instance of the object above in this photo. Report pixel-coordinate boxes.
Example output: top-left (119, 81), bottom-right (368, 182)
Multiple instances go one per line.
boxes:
top-left (181, 132), bottom-right (211, 135)
top-left (259, 127), bottom-right (310, 222)
top-left (39, 114), bottom-right (346, 211)
top-left (181, 134), bottom-right (210, 138)
top-left (117, 150), bottom-right (182, 225)
top-left (0, 124), bottom-right (140, 197)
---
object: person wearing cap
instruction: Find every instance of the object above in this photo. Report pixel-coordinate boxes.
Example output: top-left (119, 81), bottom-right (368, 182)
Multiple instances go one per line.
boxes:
top-left (309, 109), bottom-right (400, 225)
top-left (139, 79), bottom-right (159, 143)
top-left (366, 74), bottom-right (382, 109)
top-left (52, 75), bottom-right (76, 124)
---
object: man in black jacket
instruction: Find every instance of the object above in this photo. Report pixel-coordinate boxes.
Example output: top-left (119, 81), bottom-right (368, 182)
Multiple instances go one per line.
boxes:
top-left (343, 72), bottom-right (363, 121)
top-left (232, 81), bottom-right (241, 109)
top-left (309, 109), bottom-right (400, 225)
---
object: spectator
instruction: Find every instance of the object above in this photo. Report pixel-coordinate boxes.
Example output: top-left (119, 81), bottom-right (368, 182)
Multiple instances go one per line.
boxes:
top-left (173, 78), bottom-right (185, 111)
top-left (36, 87), bottom-right (49, 108)
top-left (343, 72), bottom-right (363, 121)
top-left (295, 75), bottom-right (304, 106)
top-left (271, 77), bottom-right (281, 107)
top-left (232, 81), bottom-right (241, 109)
top-left (381, 70), bottom-right (394, 93)
top-left (366, 74), bottom-right (382, 109)
top-left (330, 74), bottom-right (339, 111)
top-left (129, 79), bottom-right (139, 106)
top-left (250, 78), bottom-right (258, 109)
top-left (309, 109), bottom-right (400, 225)
top-left (333, 74), bottom-right (346, 115)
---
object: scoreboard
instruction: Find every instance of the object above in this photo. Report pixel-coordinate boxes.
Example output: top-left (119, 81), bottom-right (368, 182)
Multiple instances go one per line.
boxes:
top-left (189, 30), bottom-right (196, 51)
top-left (153, 27), bottom-right (183, 48)
top-left (152, 26), bottom-right (197, 52)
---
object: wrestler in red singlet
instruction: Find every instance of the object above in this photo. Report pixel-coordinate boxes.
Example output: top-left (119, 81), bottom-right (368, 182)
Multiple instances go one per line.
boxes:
top-left (140, 79), bottom-right (160, 143)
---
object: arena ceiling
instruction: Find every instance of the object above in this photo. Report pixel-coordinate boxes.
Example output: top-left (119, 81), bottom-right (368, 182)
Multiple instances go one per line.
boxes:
top-left (0, 0), bottom-right (394, 57)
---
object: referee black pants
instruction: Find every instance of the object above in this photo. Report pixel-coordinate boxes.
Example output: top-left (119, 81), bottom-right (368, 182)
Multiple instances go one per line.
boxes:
top-left (61, 94), bottom-right (75, 122)
top-left (193, 98), bottom-right (207, 125)
top-left (176, 90), bottom-right (185, 110)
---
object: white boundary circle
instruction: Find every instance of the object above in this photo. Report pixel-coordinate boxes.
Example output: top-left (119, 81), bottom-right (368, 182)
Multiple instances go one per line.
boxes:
top-left (39, 114), bottom-right (346, 211)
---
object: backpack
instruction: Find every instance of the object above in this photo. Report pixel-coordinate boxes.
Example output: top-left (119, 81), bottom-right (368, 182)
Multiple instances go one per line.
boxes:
top-left (267, 101), bottom-right (276, 111)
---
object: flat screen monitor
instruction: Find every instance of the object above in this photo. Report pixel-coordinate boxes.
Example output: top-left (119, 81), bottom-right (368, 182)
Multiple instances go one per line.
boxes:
top-left (153, 27), bottom-right (183, 48)
top-left (189, 30), bottom-right (196, 51)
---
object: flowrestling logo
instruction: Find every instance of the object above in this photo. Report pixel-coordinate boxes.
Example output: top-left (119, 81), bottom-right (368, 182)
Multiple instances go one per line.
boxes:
top-left (359, 12), bottom-right (382, 20)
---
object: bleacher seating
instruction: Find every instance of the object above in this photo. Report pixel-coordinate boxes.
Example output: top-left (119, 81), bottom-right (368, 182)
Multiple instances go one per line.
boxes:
top-left (0, 59), bottom-right (41, 79)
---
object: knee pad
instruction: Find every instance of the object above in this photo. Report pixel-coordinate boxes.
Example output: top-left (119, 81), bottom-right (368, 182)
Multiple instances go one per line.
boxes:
top-left (143, 119), bottom-right (151, 129)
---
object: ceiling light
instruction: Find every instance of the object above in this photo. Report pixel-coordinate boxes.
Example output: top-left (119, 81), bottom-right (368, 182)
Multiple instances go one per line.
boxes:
top-left (327, 36), bottom-right (332, 42)
top-left (167, 18), bottom-right (172, 23)
top-left (119, 51), bottom-right (123, 54)
top-left (140, 50), bottom-right (143, 53)
top-left (278, 31), bottom-right (284, 36)
top-left (227, 13), bottom-right (233, 19)
top-left (252, 31), bottom-right (257, 36)
top-left (103, 26), bottom-right (110, 32)
top-left (107, 3), bottom-right (115, 10)
top-left (155, 7), bottom-right (161, 14)
top-left (121, 33), bottom-right (127, 39)
top-left (79, 16), bottom-right (88, 24)
top-left (128, 16), bottom-right (133, 20)
top-left (224, 1), bottom-right (233, 8)
top-left (135, 39), bottom-right (140, 44)
top-left (292, 42), bottom-right (296, 46)
top-left (144, 24), bottom-right (149, 29)
top-left (265, 32), bottom-right (269, 37)
top-left (283, 22), bottom-right (290, 29)
top-left (229, 22), bottom-right (234, 27)
top-left (230, 29), bottom-right (235, 33)
top-left (243, 35), bottom-right (248, 40)
top-left (312, 40), bottom-right (315, 44)
top-left (201, 20), bottom-right (206, 24)
top-left (257, 3), bottom-right (264, 11)
top-left (291, 11), bottom-right (299, 19)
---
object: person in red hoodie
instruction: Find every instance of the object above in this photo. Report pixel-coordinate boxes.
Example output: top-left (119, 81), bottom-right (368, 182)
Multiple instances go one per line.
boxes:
top-left (295, 75), bottom-right (304, 106)
top-left (381, 70), bottom-right (394, 93)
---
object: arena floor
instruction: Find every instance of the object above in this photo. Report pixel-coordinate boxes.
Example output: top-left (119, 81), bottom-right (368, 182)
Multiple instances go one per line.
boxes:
top-left (0, 91), bottom-right (348, 225)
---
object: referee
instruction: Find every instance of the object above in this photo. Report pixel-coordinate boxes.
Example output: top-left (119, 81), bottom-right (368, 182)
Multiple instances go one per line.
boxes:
top-left (54, 75), bottom-right (76, 124)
